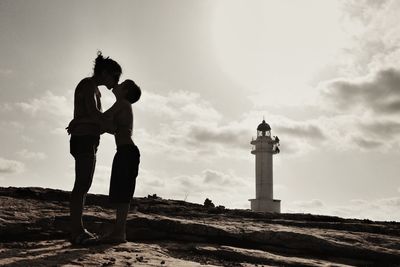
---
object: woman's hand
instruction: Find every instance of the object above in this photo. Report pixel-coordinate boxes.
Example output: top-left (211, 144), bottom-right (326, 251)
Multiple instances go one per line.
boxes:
top-left (100, 117), bottom-right (116, 135)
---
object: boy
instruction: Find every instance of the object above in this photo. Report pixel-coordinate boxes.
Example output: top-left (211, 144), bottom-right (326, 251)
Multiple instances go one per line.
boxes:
top-left (100, 79), bottom-right (141, 243)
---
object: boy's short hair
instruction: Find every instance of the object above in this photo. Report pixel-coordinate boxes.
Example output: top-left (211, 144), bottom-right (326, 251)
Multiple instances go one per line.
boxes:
top-left (124, 79), bottom-right (141, 104)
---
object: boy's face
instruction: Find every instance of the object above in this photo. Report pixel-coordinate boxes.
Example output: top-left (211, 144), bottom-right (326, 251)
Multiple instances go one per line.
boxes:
top-left (113, 80), bottom-right (128, 98)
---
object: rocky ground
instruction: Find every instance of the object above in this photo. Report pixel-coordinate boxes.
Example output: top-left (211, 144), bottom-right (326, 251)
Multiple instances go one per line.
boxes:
top-left (1, 187), bottom-right (400, 266)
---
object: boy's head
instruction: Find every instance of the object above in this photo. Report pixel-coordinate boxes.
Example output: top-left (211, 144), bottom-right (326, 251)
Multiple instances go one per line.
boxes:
top-left (121, 79), bottom-right (141, 104)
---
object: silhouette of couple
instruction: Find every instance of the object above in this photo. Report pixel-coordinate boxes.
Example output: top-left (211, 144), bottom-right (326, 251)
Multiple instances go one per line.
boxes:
top-left (67, 52), bottom-right (141, 245)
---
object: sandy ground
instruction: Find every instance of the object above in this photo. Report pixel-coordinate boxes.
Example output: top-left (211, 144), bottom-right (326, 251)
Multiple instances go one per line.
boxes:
top-left (0, 239), bottom-right (357, 267)
top-left (1, 187), bottom-right (400, 266)
top-left (0, 240), bottom-right (221, 267)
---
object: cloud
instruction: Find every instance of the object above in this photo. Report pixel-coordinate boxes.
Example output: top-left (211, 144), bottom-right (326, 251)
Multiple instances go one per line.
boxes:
top-left (306, 1), bottom-right (400, 152)
top-left (317, 67), bottom-right (400, 150)
top-left (16, 149), bottom-right (47, 160)
top-left (343, 0), bottom-right (390, 23)
top-left (136, 86), bottom-right (396, 157)
top-left (173, 169), bottom-right (247, 193)
top-left (15, 91), bottom-right (71, 120)
top-left (202, 169), bottom-right (241, 187)
top-left (322, 68), bottom-right (400, 115)
top-left (255, 115), bottom-right (328, 155)
top-left (21, 135), bottom-right (34, 143)
top-left (87, 165), bottom-right (112, 195)
top-left (137, 98), bottom-right (332, 160)
top-left (138, 88), bottom-right (366, 158)
top-left (0, 121), bottom-right (24, 132)
top-left (292, 199), bottom-right (324, 209)
top-left (0, 91), bottom-right (73, 135)
top-left (138, 90), bottom-right (222, 122)
top-left (135, 90), bottom-right (253, 160)
top-left (134, 89), bottom-right (254, 159)
top-left (139, 84), bottom-right (397, 156)
top-left (188, 124), bottom-right (251, 150)
top-left (377, 197), bottom-right (400, 207)
top-left (0, 68), bottom-right (13, 76)
top-left (275, 124), bottom-right (326, 141)
top-left (338, 1), bottom-right (400, 75)
top-left (0, 103), bottom-right (13, 111)
top-left (137, 168), bottom-right (166, 189)
top-left (351, 136), bottom-right (384, 150)
top-left (0, 157), bottom-right (24, 174)
top-left (287, 197), bottom-right (400, 221)
top-left (333, 119), bottom-right (400, 151)
top-left (324, 115), bottom-right (400, 151)
top-left (136, 107), bottom-right (336, 161)
top-left (128, 168), bottom-right (252, 208)
top-left (335, 197), bottom-right (400, 221)
top-left (358, 120), bottom-right (400, 139)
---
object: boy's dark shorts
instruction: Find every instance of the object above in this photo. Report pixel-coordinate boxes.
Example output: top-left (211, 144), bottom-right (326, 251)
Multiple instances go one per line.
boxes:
top-left (109, 144), bottom-right (140, 204)
top-left (70, 135), bottom-right (100, 158)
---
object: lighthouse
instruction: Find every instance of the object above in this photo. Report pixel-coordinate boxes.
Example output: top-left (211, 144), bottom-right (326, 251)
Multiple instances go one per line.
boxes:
top-left (249, 120), bottom-right (281, 213)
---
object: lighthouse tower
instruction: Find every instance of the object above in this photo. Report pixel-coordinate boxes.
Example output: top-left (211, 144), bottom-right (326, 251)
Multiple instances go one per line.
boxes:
top-left (249, 120), bottom-right (281, 213)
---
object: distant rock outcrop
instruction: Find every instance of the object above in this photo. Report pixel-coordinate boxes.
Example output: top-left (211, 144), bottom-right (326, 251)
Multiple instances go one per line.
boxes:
top-left (1, 187), bottom-right (400, 266)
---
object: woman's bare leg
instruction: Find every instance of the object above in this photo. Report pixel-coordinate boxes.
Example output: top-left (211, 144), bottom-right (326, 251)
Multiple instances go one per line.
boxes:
top-left (70, 154), bottom-right (96, 236)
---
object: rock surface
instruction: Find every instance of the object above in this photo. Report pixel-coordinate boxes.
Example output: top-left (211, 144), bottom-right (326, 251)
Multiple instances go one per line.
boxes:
top-left (1, 187), bottom-right (400, 266)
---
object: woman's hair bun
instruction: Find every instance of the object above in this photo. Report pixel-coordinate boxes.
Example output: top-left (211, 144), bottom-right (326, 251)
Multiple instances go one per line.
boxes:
top-left (93, 50), bottom-right (122, 76)
top-left (95, 51), bottom-right (105, 64)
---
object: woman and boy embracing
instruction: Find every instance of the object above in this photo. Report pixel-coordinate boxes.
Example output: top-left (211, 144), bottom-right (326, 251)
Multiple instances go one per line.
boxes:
top-left (67, 52), bottom-right (141, 245)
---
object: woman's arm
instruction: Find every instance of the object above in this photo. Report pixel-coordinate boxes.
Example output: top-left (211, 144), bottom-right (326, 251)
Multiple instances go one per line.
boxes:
top-left (99, 101), bottom-right (125, 134)
top-left (103, 101), bottom-right (123, 118)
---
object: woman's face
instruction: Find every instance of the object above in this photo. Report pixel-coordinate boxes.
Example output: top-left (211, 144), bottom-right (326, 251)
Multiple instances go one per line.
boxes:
top-left (103, 71), bottom-right (121, 89)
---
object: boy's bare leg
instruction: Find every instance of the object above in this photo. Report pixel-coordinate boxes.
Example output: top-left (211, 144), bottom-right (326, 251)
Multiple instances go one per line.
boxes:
top-left (70, 155), bottom-right (96, 237)
top-left (103, 203), bottom-right (130, 242)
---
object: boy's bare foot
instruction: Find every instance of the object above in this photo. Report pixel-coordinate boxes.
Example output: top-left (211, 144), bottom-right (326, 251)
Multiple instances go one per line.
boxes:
top-left (70, 229), bottom-right (98, 245)
top-left (98, 233), bottom-right (127, 244)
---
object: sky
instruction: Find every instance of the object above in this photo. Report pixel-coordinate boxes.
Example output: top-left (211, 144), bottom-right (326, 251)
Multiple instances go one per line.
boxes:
top-left (1, 0), bottom-right (400, 221)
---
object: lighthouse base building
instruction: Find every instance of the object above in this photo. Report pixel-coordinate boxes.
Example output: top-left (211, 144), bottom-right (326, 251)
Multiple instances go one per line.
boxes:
top-left (249, 120), bottom-right (281, 213)
top-left (249, 198), bottom-right (281, 213)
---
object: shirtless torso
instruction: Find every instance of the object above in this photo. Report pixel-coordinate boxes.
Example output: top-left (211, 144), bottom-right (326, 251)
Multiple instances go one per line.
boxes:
top-left (68, 77), bottom-right (103, 136)
top-left (103, 98), bottom-right (134, 147)
top-left (113, 100), bottom-right (134, 147)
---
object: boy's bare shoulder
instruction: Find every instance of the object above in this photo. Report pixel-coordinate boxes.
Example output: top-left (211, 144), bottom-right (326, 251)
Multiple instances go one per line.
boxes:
top-left (115, 100), bottom-right (132, 115)
top-left (117, 99), bottom-right (131, 108)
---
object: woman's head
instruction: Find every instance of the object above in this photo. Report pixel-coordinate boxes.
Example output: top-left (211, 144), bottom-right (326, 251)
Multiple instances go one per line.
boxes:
top-left (93, 51), bottom-right (122, 89)
top-left (115, 79), bottom-right (141, 104)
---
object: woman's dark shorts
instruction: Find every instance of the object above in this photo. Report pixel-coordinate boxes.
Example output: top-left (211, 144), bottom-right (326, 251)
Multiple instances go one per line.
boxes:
top-left (70, 135), bottom-right (100, 158)
top-left (109, 144), bottom-right (140, 204)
